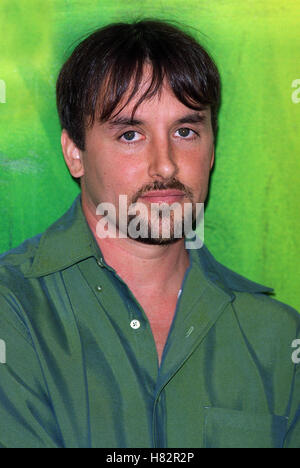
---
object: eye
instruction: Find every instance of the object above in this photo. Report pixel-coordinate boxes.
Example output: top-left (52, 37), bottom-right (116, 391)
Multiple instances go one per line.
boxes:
top-left (119, 131), bottom-right (143, 143)
top-left (175, 127), bottom-right (198, 139)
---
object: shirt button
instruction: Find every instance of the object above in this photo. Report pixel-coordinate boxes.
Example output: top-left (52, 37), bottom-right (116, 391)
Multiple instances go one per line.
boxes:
top-left (130, 320), bottom-right (141, 330)
top-left (96, 285), bottom-right (102, 292)
top-left (96, 258), bottom-right (104, 268)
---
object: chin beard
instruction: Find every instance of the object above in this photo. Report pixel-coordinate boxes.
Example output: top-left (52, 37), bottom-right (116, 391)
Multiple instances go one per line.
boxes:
top-left (124, 208), bottom-right (198, 245)
top-left (130, 232), bottom-right (182, 246)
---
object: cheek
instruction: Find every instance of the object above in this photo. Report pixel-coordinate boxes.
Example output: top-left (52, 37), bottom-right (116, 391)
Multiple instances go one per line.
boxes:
top-left (92, 154), bottom-right (145, 198)
top-left (182, 156), bottom-right (211, 185)
top-left (179, 153), bottom-right (213, 203)
top-left (109, 152), bottom-right (147, 190)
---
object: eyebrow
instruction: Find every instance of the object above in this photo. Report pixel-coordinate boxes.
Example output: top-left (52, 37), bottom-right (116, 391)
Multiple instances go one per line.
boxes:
top-left (106, 110), bottom-right (208, 129)
top-left (175, 112), bottom-right (208, 126)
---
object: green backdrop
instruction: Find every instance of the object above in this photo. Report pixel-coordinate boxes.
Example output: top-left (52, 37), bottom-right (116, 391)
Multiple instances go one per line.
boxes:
top-left (0, 0), bottom-right (299, 311)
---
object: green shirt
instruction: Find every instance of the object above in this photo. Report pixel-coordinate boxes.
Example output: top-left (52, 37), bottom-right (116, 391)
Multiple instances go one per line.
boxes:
top-left (0, 195), bottom-right (299, 448)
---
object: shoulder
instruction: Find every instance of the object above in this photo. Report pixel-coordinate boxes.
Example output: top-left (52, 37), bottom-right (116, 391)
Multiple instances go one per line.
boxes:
top-left (0, 195), bottom-right (83, 287)
top-left (232, 291), bottom-right (300, 342)
top-left (0, 235), bottom-right (44, 342)
top-left (236, 290), bottom-right (300, 337)
top-left (196, 245), bottom-right (299, 380)
top-left (0, 234), bottom-right (42, 291)
top-left (196, 244), bottom-right (300, 335)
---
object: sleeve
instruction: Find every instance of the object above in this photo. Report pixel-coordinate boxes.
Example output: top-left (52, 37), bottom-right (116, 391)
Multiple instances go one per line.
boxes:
top-left (284, 365), bottom-right (300, 448)
top-left (0, 289), bottom-right (63, 448)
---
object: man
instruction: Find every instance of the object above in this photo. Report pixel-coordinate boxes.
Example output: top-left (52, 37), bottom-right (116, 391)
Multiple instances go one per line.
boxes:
top-left (0, 19), bottom-right (299, 448)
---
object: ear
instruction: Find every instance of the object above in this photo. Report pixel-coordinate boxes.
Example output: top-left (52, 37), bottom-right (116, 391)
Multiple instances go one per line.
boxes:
top-left (61, 130), bottom-right (84, 179)
top-left (210, 146), bottom-right (215, 170)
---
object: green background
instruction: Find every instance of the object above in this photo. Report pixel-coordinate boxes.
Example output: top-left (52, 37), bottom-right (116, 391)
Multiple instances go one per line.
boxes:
top-left (0, 0), bottom-right (299, 311)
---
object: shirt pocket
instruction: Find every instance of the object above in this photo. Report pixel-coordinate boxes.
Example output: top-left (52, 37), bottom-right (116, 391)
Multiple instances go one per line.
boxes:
top-left (203, 406), bottom-right (288, 448)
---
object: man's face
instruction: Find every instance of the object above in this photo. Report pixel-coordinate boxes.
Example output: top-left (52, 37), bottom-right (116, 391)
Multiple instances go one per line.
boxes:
top-left (69, 73), bottom-right (215, 244)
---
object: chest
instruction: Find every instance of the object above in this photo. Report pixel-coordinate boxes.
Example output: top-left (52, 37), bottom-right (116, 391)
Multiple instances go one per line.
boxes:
top-left (134, 292), bottom-right (179, 365)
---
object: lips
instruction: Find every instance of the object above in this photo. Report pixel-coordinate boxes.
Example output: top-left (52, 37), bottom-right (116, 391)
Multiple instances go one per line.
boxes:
top-left (140, 190), bottom-right (185, 203)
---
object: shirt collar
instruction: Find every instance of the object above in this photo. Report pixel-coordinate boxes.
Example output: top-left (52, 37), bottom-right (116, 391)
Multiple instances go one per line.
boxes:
top-left (25, 195), bottom-right (274, 295)
top-left (189, 244), bottom-right (273, 296)
top-left (25, 194), bottom-right (100, 278)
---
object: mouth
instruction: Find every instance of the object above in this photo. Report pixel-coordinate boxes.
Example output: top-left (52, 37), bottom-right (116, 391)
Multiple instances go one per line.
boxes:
top-left (140, 190), bottom-right (186, 204)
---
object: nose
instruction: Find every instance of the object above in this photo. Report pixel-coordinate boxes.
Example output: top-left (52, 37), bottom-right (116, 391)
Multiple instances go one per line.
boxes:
top-left (147, 137), bottom-right (178, 181)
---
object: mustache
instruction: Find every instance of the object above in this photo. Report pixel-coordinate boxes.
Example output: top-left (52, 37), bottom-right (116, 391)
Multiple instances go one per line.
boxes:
top-left (132, 179), bottom-right (194, 204)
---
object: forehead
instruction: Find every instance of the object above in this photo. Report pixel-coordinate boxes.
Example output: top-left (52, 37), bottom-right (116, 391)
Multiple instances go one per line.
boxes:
top-left (99, 65), bottom-right (211, 124)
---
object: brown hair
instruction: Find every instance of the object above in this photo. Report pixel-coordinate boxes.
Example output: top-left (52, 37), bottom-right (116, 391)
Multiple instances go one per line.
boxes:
top-left (56, 19), bottom-right (221, 151)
